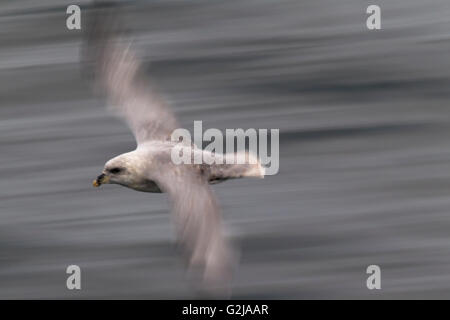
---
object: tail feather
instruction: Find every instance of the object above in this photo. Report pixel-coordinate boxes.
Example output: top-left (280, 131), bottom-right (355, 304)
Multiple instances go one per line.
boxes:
top-left (204, 151), bottom-right (265, 183)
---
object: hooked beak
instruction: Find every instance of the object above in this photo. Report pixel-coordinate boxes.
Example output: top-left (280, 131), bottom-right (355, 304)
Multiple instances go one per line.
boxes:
top-left (92, 173), bottom-right (110, 187)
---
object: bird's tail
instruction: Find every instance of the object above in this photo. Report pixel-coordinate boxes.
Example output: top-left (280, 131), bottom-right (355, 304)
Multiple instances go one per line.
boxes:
top-left (205, 151), bottom-right (265, 183)
top-left (232, 151), bottom-right (266, 178)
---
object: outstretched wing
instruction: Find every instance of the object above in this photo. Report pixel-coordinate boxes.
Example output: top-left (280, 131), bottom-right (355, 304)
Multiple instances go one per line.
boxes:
top-left (84, 6), bottom-right (178, 143)
top-left (149, 157), bottom-right (235, 286)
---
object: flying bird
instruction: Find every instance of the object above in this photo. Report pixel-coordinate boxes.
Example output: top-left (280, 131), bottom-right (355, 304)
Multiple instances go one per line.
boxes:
top-left (84, 5), bottom-right (265, 289)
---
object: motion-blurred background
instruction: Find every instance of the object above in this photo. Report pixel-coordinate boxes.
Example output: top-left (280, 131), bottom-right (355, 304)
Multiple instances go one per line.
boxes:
top-left (1, 0), bottom-right (450, 299)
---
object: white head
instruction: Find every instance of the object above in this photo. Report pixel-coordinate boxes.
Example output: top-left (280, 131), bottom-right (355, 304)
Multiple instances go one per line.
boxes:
top-left (92, 152), bottom-right (143, 188)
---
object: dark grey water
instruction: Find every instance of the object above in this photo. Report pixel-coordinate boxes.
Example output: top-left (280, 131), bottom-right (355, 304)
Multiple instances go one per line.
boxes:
top-left (1, 0), bottom-right (450, 298)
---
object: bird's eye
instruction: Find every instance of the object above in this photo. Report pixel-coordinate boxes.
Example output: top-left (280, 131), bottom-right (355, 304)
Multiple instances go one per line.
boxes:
top-left (109, 167), bottom-right (123, 174)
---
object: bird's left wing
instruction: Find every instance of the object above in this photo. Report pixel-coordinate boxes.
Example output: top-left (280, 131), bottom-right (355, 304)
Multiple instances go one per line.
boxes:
top-left (148, 156), bottom-right (236, 287)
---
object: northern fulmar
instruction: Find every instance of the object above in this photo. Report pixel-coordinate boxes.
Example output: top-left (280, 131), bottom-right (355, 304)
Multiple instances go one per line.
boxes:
top-left (85, 6), bottom-right (265, 289)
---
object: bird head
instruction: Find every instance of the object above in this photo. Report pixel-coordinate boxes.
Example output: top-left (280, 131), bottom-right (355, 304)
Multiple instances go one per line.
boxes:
top-left (93, 153), bottom-right (139, 188)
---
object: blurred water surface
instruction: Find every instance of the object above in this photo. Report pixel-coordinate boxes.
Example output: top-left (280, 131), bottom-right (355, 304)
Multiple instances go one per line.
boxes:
top-left (1, 0), bottom-right (450, 298)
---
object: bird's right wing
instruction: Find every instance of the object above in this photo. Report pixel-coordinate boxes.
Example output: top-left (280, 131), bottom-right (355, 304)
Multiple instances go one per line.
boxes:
top-left (148, 157), bottom-right (235, 286)
top-left (84, 6), bottom-right (178, 144)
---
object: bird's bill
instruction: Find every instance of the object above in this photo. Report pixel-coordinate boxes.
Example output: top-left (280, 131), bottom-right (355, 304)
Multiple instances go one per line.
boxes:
top-left (92, 173), bottom-right (110, 187)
